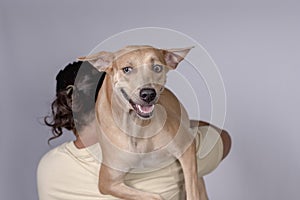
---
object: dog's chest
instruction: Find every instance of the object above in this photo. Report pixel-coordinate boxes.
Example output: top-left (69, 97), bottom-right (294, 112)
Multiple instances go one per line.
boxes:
top-left (128, 137), bottom-right (152, 153)
top-left (126, 126), bottom-right (173, 153)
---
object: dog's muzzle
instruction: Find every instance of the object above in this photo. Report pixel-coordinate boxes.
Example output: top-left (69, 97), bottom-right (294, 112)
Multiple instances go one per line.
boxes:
top-left (120, 88), bottom-right (156, 119)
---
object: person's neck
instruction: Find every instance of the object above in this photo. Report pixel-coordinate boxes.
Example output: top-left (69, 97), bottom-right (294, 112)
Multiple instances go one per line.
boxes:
top-left (74, 120), bottom-right (98, 149)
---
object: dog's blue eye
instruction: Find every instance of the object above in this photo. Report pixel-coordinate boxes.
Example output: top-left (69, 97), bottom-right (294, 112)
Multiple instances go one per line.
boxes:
top-left (122, 67), bottom-right (133, 74)
top-left (152, 65), bottom-right (163, 73)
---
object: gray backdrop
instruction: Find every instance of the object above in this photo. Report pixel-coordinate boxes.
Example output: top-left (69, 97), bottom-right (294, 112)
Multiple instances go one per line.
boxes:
top-left (1, 0), bottom-right (299, 199)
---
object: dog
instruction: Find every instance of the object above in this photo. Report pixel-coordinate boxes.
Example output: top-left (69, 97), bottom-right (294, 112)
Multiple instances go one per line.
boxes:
top-left (78, 45), bottom-right (202, 200)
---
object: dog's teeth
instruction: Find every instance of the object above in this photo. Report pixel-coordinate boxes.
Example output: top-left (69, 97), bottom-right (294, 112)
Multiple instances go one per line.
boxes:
top-left (137, 105), bottom-right (154, 114)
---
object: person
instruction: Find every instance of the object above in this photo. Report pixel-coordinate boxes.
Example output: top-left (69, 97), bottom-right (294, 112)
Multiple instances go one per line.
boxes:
top-left (37, 61), bottom-right (231, 200)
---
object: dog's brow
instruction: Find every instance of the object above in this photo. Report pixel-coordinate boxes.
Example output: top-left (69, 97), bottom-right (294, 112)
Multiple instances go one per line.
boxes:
top-left (127, 61), bottom-right (133, 66)
top-left (120, 60), bottom-right (133, 67)
top-left (150, 57), bottom-right (164, 65)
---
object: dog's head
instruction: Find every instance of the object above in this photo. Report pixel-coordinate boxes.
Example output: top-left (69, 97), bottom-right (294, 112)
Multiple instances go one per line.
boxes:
top-left (78, 45), bottom-right (192, 119)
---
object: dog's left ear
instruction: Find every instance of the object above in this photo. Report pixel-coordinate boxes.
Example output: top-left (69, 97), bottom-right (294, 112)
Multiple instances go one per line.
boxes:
top-left (77, 51), bottom-right (114, 72)
top-left (163, 47), bottom-right (194, 69)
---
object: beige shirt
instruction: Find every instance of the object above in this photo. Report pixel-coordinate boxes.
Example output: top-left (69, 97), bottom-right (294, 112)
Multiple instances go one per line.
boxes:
top-left (37, 126), bottom-right (223, 200)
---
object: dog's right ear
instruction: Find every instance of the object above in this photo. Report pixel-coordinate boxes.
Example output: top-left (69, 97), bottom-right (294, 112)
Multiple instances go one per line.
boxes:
top-left (77, 51), bottom-right (114, 72)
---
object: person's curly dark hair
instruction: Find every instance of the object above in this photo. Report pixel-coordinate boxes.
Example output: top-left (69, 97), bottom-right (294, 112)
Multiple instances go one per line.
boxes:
top-left (44, 61), bottom-right (105, 143)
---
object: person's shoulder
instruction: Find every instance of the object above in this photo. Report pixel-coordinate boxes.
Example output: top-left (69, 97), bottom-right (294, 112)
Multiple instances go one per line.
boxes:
top-left (37, 142), bottom-right (72, 177)
top-left (39, 142), bottom-right (69, 163)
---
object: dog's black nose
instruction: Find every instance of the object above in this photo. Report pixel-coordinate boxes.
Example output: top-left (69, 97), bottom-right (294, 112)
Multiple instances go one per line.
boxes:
top-left (140, 88), bottom-right (156, 103)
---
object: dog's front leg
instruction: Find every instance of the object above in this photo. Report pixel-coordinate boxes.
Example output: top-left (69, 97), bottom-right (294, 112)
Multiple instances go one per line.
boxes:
top-left (98, 164), bottom-right (163, 200)
top-left (178, 140), bottom-right (201, 200)
top-left (198, 177), bottom-right (209, 200)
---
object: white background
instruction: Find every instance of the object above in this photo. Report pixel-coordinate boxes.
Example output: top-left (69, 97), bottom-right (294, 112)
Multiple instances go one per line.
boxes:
top-left (1, 0), bottom-right (299, 199)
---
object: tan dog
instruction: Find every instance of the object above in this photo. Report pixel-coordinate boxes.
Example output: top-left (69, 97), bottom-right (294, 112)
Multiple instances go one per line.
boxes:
top-left (79, 45), bottom-right (202, 200)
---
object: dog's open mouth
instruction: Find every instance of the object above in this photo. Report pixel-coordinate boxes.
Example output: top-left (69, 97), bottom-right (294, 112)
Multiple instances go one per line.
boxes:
top-left (130, 102), bottom-right (155, 119)
top-left (121, 88), bottom-right (155, 119)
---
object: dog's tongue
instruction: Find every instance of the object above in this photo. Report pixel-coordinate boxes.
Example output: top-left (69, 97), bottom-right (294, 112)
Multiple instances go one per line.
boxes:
top-left (137, 104), bottom-right (154, 114)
